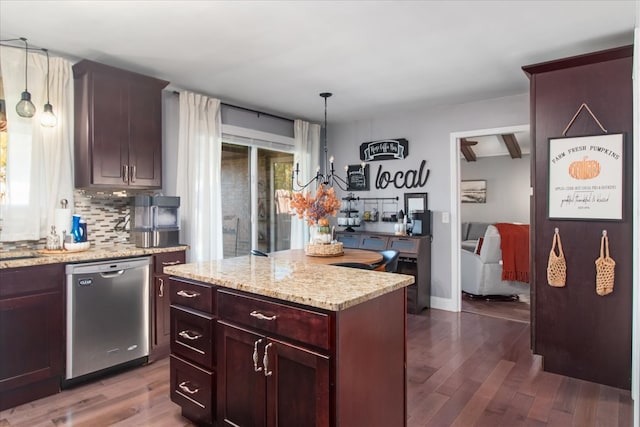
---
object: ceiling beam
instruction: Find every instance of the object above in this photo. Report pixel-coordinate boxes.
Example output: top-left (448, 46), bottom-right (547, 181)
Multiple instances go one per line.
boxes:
top-left (501, 133), bottom-right (522, 159)
top-left (460, 138), bottom-right (477, 162)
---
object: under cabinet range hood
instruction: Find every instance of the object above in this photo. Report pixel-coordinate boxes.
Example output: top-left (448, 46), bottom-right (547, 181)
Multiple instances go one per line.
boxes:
top-left (131, 195), bottom-right (180, 248)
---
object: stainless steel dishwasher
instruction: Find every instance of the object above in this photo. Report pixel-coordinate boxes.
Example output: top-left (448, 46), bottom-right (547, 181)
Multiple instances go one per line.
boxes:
top-left (65, 256), bottom-right (151, 383)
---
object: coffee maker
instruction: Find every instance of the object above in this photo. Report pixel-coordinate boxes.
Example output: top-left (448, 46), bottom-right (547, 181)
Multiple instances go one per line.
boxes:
top-left (131, 195), bottom-right (181, 248)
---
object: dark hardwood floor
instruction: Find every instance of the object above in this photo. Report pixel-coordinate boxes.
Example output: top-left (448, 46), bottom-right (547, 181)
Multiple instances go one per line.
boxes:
top-left (0, 309), bottom-right (632, 426)
top-left (460, 292), bottom-right (531, 324)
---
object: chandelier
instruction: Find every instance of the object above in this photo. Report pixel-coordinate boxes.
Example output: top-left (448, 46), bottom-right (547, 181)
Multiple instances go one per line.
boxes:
top-left (291, 92), bottom-right (351, 191)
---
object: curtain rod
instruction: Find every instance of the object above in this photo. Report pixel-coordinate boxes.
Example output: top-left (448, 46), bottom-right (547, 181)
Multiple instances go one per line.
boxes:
top-left (171, 90), bottom-right (293, 123)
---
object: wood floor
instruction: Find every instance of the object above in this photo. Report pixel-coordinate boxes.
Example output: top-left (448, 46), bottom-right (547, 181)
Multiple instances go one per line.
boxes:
top-left (460, 292), bottom-right (531, 324)
top-left (0, 309), bottom-right (633, 427)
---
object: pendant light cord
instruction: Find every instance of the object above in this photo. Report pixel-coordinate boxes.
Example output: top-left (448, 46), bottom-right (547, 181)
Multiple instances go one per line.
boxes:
top-left (21, 37), bottom-right (28, 92)
top-left (44, 48), bottom-right (50, 103)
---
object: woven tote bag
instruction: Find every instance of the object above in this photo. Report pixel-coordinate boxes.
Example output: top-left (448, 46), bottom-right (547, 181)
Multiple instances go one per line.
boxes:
top-left (595, 234), bottom-right (615, 296)
top-left (547, 231), bottom-right (566, 287)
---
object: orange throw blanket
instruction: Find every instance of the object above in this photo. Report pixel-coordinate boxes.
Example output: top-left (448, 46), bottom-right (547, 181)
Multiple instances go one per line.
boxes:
top-left (494, 223), bottom-right (530, 283)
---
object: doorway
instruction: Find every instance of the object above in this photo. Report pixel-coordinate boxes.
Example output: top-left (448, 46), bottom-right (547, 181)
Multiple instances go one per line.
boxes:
top-left (449, 125), bottom-right (531, 317)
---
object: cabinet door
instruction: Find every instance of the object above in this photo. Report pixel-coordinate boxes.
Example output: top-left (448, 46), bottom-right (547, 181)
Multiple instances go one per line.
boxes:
top-left (217, 322), bottom-right (267, 427)
top-left (89, 70), bottom-right (130, 186)
top-left (0, 291), bottom-right (62, 409)
top-left (265, 338), bottom-right (330, 427)
top-left (152, 275), bottom-right (170, 347)
top-left (128, 80), bottom-right (163, 188)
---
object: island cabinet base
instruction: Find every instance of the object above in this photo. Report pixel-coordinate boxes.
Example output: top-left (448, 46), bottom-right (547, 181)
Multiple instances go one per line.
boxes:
top-left (168, 277), bottom-right (407, 426)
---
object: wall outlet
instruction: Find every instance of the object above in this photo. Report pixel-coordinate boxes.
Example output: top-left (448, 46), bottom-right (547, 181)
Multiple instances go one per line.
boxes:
top-left (442, 212), bottom-right (450, 223)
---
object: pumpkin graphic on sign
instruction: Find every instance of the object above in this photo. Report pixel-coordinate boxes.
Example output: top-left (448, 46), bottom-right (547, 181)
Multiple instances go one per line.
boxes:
top-left (568, 156), bottom-right (601, 180)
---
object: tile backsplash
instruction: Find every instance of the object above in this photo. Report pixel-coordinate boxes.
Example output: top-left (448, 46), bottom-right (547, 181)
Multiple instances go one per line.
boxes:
top-left (0, 190), bottom-right (138, 251)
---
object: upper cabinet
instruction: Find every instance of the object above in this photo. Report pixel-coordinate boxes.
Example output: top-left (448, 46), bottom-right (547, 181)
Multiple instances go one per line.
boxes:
top-left (73, 60), bottom-right (169, 189)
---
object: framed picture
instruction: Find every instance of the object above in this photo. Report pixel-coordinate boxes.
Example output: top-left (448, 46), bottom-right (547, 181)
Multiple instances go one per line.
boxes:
top-left (548, 133), bottom-right (624, 220)
top-left (346, 164), bottom-right (370, 191)
top-left (461, 180), bottom-right (487, 203)
top-left (404, 192), bottom-right (428, 215)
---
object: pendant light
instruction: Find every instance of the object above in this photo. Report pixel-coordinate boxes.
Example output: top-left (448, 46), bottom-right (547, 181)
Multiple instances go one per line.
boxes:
top-left (40, 48), bottom-right (57, 127)
top-left (291, 92), bottom-right (352, 191)
top-left (15, 38), bottom-right (36, 118)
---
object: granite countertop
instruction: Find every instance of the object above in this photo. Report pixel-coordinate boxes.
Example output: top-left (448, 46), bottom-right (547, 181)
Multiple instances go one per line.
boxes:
top-left (165, 256), bottom-right (414, 311)
top-left (0, 244), bottom-right (189, 269)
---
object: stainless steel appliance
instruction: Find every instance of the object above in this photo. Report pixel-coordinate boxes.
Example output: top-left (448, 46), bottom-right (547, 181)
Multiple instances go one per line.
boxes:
top-left (65, 257), bottom-right (151, 383)
top-left (131, 195), bottom-right (180, 248)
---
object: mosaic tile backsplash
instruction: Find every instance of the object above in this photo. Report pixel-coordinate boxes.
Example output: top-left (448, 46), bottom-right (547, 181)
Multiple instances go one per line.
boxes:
top-left (0, 190), bottom-right (139, 251)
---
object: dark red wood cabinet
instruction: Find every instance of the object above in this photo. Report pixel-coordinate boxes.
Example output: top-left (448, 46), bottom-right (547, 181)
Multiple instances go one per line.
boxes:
top-left (73, 59), bottom-right (168, 189)
top-left (523, 46), bottom-right (633, 389)
top-left (149, 250), bottom-right (186, 362)
top-left (168, 276), bottom-right (407, 426)
top-left (0, 264), bottom-right (64, 411)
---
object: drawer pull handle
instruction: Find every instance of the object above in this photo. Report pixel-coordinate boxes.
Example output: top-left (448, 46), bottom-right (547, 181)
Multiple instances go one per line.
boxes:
top-left (253, 339), bottom-right (263, 372)
top-left (162, 260), bottom-right (182, 266)
top-left (250, 311), bottom-right (277, 321)
top-left (263, 343), bottom-right (273, 377)
top-left (159, 277), bottom-right (164, 297)
top-left (178, 381), bottom-right (199, 395)
top-left (177, 290), bottom-right (199, 298)
top-left (178, 330), bottom-right (202, 340)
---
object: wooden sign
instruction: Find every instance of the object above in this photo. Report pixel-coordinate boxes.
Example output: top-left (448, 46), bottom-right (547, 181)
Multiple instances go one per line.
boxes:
top-left (347, 164), bottom-right (370, 191)
top-left (548, 133), bottom-right (624, 220)
top-left (360, 138), bottom-right (409, 161)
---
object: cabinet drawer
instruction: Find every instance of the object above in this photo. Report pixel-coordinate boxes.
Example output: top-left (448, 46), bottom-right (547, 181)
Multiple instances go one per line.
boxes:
top-left (360, 235), bottom-right (388, 251)
top-left (171, 307), bottom-right (215, 369)
top-left (169, 278), bottom-right (214, 313)
top-left (170, 355), bottom-right (214, 425)
top-left (336, 234), bottom-right (360, 249)
top-left (154, 251), bottom-right (185, 274)
top-left (0, 263), bottom-right (63, 299)
top-left (218, 290), bottom-right (330, 350)
top-left (388, 237), bottom-right (419, 254)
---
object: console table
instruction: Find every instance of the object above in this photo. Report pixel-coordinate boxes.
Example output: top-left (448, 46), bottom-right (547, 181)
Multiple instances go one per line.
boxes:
top-left (336, 231), bottom-right (431, 313)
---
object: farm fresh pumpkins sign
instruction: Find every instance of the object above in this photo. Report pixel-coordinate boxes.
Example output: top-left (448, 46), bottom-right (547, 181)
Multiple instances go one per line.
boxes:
top-left (548, 134), bottom-right (624, 220)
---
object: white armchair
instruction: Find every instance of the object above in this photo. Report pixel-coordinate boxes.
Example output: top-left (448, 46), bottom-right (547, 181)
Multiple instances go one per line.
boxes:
top-left (461, 225), bottom-right (529, 296)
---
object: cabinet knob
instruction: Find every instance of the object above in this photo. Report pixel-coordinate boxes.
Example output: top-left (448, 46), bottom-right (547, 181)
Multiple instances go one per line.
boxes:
top-left (250, 311), bottom-right (277, 321)
top-left (178, 330), bottom-right (202, 341)
top-left (263, 343), bottom-right (273, 377)
top-left (178, 381), bottom-right (199, 395)
top-left (122, 165), bottom-right (129, 183)
top-left (177, 290), bottom-right (199, 298)
top-left (253, 339), bottom-right (263, 372)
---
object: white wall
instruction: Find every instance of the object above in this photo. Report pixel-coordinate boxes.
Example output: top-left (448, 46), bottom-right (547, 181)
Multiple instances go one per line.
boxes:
top-left (460, 154), bottom-right (530, 223)
top-left (329, 93), bottom-right (529, 303)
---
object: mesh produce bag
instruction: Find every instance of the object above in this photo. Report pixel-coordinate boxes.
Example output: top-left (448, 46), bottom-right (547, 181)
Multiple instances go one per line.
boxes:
top-left (547, 231), bottom-right (566, 287)
top-left (595, 234), bottom-right (615, 296)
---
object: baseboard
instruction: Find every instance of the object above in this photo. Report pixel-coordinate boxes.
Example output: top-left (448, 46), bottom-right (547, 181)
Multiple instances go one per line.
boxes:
top-left (430, 296), bottom-right (459, 312)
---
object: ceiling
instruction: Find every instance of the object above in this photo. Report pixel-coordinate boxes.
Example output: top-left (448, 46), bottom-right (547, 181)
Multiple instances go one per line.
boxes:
top-left (0, 1), bottom-right (636, 124)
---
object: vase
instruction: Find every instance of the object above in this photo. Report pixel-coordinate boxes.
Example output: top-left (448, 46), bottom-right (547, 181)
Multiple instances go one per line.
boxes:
top-left (310, 223), bottom-right (331, 244)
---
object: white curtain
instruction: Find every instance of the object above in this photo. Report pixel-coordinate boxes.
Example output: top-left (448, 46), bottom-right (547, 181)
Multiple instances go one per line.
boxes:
top-left (290, 119), bottom-right (320, 249)
top-left (176, 91), bottom-right (223, 262)
top-left (0, 46), bottom-right (74, 242)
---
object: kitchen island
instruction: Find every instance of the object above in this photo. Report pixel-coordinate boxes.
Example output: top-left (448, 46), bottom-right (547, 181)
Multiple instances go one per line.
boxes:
top-left (165, 255), bottom-right (414, 426)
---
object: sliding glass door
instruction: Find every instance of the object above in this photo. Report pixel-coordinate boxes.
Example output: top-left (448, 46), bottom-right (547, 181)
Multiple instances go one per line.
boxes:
top-left (221, 143), bottom-right (293, 258)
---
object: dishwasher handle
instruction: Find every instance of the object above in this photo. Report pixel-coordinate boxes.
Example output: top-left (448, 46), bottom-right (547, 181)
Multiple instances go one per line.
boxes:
top-left (100, 270), bottom-right (125, 279)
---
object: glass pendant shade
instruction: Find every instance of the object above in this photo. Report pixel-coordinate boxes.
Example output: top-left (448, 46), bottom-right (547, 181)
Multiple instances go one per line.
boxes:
top-left (40, 103), bottom-right (57, 127)
top-left (16, 91), bottom-right (36, 118)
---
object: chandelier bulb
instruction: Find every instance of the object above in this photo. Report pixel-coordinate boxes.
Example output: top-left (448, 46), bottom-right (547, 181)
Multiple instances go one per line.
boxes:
top-left (16, 91), bottom-right (36, 118)
top-left (41, 103), bottom-right (57, 127)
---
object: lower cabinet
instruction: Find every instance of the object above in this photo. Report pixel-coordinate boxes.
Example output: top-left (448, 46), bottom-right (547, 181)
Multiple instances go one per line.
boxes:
top-left (150, 250), bottom-right (185, 361)
top-left (0, 263), bottom-right (64, 411)
top-left (169, 276), bottom-right (407, 427)
top-left (217, 322), bottom-right (330, 427)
